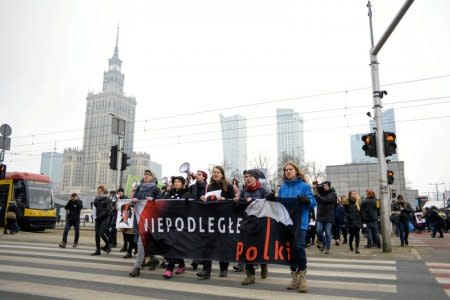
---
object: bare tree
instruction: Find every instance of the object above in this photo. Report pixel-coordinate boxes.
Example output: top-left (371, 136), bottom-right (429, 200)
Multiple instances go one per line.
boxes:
top-left (248, 153), bottom-right (276, 190)
top-left (304, 161), bottom-right (326, 183)
top-left (277, 152), bottom-right (304, 182)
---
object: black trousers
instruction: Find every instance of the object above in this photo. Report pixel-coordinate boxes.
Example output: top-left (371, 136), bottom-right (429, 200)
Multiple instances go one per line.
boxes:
top-left (348, 226), bottom-right (360, 248)
top-left (203, 261), bottom-right (229, 273)
top-left (95, 218), bottom-right (110, 250)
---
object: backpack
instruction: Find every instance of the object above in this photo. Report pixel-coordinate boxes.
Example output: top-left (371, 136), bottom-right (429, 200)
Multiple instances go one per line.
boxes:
top-left (438, 211), bottom-right (447, 221)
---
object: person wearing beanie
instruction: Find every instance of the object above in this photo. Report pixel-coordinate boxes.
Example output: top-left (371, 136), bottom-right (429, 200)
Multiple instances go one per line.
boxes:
top-left (235, 169), bottom-right (271, 285)
top-left (162, 176), bottom-right (188, 279)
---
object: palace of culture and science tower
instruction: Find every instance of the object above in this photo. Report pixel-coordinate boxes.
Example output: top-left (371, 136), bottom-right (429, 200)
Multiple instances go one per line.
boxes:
top-left (61, 29), bottom-right (150, 193)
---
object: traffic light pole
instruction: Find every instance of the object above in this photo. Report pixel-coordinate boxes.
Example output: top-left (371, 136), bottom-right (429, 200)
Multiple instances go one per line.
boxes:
top-left (367, 0), bottom-right (414, 253)
top-left (117, 135), bottom-right (123, 190)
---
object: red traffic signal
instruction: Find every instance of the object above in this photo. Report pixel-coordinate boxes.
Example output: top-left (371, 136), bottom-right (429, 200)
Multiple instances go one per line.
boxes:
top-left (387, 170), bottom-right (394, 185)
top-left (0, 164), bottom-right (6, 179)
top-left (384, 132), bottom-right (397, 157)
top-left (362, 133), bottom-right (377, 157)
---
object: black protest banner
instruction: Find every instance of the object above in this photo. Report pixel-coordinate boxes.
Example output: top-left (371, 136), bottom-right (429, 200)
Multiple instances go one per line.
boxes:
top-left (138, 199), bottom-right (294, 265)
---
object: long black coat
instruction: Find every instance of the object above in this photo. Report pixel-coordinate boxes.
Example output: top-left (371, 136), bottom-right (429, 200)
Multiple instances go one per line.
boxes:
top-left (344, 200), bottom-right (362, 228)
top-left (316, 190), bottom-right (337, 223)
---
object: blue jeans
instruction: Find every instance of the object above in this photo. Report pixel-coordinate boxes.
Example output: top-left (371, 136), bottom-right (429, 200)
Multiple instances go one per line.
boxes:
top-left (316, 221), bottom-right (333, 250)
top-left (290, 229), bottom-right (307, 272)
top-left (396, 220), bottom-right (409, 245)
top-left (62, 219), bottom-right (80, 244)
top-left (366, 221), bottom-right (380, 247)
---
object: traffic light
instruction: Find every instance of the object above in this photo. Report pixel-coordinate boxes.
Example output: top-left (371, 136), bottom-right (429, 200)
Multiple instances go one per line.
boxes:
top-left (387, 170), bottom-right (394, 185)
top-left (361, 133), bottom-right (377, 157)
top-left (109, 145), bottom-right (118, 170)
top-left (121, 152), bottom-right (130, 171)
top-left (384, 131), bottom-right (397, 157)
top-left (0, 164), bottom-right (6, 179)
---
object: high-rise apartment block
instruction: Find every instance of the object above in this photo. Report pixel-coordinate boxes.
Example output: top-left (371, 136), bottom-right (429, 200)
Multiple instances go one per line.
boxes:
top-left (220, 114), bottom-right (247, 178)
top-left (276, 108), bottom-right (305, 167)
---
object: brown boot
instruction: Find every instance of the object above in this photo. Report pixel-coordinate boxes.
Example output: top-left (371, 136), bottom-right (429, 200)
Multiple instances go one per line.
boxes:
top-left (298, 270), bottom-right (307, 293)
top-left (241, 272), bottom-right (255, 285)
top-left (58, 242), bottom-right (66, 248)
top-left (287, 271), bottom-right (299, 289)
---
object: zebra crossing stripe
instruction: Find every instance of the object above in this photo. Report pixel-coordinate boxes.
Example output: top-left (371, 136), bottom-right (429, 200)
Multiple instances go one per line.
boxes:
top-left (0, 265), bottom-right (376, 300)
top-left (0, 279), bottom-right (164, 300)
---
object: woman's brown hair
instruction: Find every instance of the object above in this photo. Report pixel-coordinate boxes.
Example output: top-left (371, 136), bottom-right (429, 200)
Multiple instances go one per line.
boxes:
top-left (282, 161), bottom-right (306, 181)
top-left (210, 165), bottom-right (229, 192)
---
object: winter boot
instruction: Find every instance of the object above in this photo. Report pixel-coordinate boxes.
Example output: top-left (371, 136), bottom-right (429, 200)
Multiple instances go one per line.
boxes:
top-left (59, 242), bottom-right (66, 248)
top-left (129, 267), bottom-right (141, 277)
top-left (260, 264), bottom-right (268, 279)
top-left (298, 270), bottom-right (307, 293)
top-left (241, 272), bottom-right (255, 285)
top-left (287, 271), bottom-right (299, 289)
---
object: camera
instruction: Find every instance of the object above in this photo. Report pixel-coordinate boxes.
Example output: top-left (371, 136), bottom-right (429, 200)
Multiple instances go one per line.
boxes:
top-left (316, 183), bottom-right (325, 194)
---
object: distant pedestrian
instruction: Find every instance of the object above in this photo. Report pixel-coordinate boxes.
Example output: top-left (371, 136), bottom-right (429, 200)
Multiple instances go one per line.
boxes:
top-left (343, 191), bottom-right (362, 254)
top-left (59, 193), bottom-right (83, 248)
top-left (314, 181), bottom-right (337, 254)
top-left (3, 201), bottom-right (18, 234)
top-left (430, 206), bottom-right (445, 238)
top-left (91, 185), bottom-right (112, 255)
top-left (362, 189), bottom-right (381, 248)
top-left (391, 195), bottom-right (412, 247)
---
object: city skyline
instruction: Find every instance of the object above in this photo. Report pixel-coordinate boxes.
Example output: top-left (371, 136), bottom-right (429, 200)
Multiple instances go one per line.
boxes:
top-left (1, 1), bottom-right (449, 197)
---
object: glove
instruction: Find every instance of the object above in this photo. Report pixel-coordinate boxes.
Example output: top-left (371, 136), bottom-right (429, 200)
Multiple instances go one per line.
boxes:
top-left (265, 192), bottom-right (276, 202)
top-left (298, 195), bottom-right (310, 206)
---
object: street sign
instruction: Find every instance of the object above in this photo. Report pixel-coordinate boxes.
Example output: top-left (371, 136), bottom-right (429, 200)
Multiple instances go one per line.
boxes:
top-left (111, 117), bottom-right (126, 136)
top-left (0, 124), bottom-right (12, 137)
top-left (0, 136), bottom-right (11, 150)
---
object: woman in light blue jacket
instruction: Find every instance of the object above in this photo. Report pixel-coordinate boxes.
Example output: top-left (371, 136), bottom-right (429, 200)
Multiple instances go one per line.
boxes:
top-left (278, 161), bottom-right (316, 293)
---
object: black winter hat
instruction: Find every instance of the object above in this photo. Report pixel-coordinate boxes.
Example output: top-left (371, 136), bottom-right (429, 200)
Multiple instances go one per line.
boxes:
top-left (171, 176), bottom-right (186, 185)
top-left (243, 169), bottom-right (261, 179)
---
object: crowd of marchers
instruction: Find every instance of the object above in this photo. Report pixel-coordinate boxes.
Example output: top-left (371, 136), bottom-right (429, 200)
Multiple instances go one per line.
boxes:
top-left (58, 161), bottom-right (449, 293)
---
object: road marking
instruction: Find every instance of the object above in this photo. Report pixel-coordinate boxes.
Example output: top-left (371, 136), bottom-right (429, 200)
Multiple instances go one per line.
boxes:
top-left (0, 265), bottom-right (378, 300)
top-left (0, 279), bottom-right (164, 300)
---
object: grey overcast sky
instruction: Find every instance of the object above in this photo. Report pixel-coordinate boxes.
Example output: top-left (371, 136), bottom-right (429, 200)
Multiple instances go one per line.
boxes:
top-left (1, 0), bottom-right (449, 197)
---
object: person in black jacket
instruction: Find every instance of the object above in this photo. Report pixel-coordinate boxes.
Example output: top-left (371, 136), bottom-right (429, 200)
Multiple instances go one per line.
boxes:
top-left (197, 165), bottom-right (236, 280)
top-left (315, 181), bottom-right (337, 254)
top-left (188, 170), bottom-right (208, 201)
top-left (162, 176), bottom-right (189, 279)
top-left (91, 185), bottom-right (112, 255)
top-left (129, 169), bottom-right (162, 277)
top-left (391, 195), bottom-right (412, 246)
top-left (343, 191), bottom-right (362, 254)
top-left (59, 193), bottom-right (83, 248)
top-left (235, 169), bottom-right (271, 286)
top-left (361, 189), bottom-right (380, 248)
